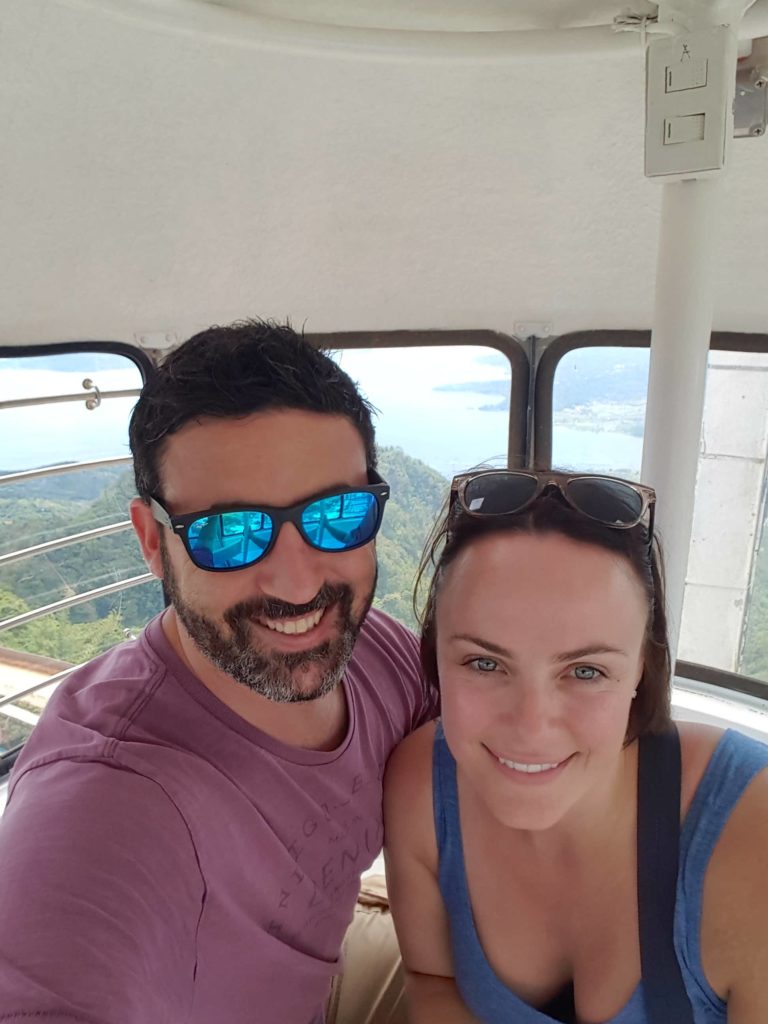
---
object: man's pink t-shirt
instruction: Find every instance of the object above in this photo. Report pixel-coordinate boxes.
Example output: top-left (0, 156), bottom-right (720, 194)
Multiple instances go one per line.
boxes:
top-left (0, 609), bottom-right (433, 1024)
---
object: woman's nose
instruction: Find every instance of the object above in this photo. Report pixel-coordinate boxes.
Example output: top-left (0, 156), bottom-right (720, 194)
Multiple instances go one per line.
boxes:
top-left (503, 681), bottom-right (556, 738)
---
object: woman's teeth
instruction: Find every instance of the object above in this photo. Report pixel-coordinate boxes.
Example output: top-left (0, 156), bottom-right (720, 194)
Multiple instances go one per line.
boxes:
top-left (260, 609), bottom-right (324, 635)
top-left (497, 757), bottom-right (563, 774)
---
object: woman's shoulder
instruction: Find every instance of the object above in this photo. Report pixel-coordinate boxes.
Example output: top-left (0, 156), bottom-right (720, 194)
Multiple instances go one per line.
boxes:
top-left (385, 718), bottom-right (438, 785)
top-left (384, 720), bottom-right (439, 869)
top-left (678, 720), bottom-right (768, 819)
top-left (671, 720), bottom-right (768, 1007)
top-left (677, 721), bottom-right (726, 818)
top-left (679, 723), bottom-right (768, 1006)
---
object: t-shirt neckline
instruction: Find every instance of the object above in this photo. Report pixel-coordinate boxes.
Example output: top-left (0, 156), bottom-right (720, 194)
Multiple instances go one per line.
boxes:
top-left (141, 611), bottom-right (356, 766)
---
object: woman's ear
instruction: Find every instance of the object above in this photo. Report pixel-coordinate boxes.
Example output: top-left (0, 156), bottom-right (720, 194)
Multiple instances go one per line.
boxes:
top-left (130, 498), bottom-right (165, 580)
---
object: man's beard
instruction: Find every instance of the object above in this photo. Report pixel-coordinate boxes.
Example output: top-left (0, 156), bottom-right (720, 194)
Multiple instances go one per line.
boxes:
top-left (160, 539), bottom-right (376, 703)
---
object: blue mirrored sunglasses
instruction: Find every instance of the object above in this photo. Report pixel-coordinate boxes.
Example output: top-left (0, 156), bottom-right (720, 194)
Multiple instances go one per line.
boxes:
top-left (150, 471), bottom-right (390, 572)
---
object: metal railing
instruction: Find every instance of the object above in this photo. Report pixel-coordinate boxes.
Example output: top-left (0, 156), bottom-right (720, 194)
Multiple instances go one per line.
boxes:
top-left (0, 574), bottom-right (154, 633)
top-left (0, 520), bottom-right (133, 568)
top-left (0, 387), bottom-right (140, 413)
top-left (0, 455), bottom-right (132, 486)
top-left (0, 453), bottom-right (151, 631)
top-left (0, 662), bottom-right (83, 710)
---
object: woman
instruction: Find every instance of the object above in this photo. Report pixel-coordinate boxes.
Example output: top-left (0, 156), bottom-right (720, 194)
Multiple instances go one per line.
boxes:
top-left (384, 469), bottom-right (768, 1023)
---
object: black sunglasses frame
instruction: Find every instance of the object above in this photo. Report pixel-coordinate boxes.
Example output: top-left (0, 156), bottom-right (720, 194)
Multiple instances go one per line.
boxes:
top-left (150, 470), bottom-right (390, 572)
top-left (450, 469), bottom-right (656, 536)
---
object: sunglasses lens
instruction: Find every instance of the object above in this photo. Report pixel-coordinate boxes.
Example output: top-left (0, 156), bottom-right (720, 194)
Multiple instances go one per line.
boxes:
top-left (462, 472), bottom-right (538, 515)
top-left (302, 492), bottom-right (379, 551)
top-left (566, 479), bottom-right (643, 526)
top-left (187, 510), bottom-right (273, 569)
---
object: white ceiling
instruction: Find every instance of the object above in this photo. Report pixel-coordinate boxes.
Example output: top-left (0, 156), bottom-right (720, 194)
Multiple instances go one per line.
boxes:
top-left (198, 0), bottom-right (658, 31)
top-left (0, 0), bottom-right (766, 347)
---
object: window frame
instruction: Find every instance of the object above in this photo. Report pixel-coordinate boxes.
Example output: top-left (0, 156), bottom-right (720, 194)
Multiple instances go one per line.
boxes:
top-left (531, 327), bottom-right (768, 702)
top-left (2, 329), bottom-right (767, 724)
top-left (0, 339), bottom-right (154, 389)
top-left (305, 329), bottom-right (530, 469)
top-left (0, 340), bottom-right (159, 773)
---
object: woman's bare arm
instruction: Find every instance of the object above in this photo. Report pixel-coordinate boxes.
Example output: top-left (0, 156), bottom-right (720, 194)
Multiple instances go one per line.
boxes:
top-left (701, 766), bottom-right (768, 1023)
top-left (384, 722), bottom-right (480, 1023)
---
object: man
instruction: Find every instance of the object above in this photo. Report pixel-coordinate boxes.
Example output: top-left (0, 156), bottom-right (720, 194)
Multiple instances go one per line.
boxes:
top-left (0, 321), bottom-right (435, 1023)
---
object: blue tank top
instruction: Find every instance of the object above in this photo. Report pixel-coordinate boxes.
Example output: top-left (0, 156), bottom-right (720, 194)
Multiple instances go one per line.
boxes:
top-left (432, 724), bottom-right (768, 1023)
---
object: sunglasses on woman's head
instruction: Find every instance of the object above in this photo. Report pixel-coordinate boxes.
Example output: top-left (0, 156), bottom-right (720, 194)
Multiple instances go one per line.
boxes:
top-left (150, 471), bottom-right (390, 572)
top-left (450, 469), bottom-right (655, 536)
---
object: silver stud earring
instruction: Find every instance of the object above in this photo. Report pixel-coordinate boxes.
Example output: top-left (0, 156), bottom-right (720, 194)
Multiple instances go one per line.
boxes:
top-left (631, 689), bottom-right (638, 699)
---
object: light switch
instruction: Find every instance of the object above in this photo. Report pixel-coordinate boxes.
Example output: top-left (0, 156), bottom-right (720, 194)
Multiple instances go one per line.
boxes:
top-left (664, 113), bottom-right (706, 145)
top-left (666, 60), bottom-right (708, 92)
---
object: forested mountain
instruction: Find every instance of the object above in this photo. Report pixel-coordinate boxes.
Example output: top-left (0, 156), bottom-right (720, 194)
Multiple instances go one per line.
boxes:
top-left (374, 446), bottom-right (447, 627)
top-left (0, 447), bottom-right (447, 667)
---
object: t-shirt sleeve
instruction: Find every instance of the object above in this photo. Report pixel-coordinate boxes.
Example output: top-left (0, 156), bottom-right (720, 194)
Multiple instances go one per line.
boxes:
top-left (362, 611), bottom-right (439, 734)
top-left (0, 759), bottom-right (205, 1024)
top-left (394, 618), bottom-right (439, 729)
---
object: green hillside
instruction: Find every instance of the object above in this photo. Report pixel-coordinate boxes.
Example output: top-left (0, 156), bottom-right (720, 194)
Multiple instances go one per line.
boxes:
top-left (0, 447), bottom-right (447, 667)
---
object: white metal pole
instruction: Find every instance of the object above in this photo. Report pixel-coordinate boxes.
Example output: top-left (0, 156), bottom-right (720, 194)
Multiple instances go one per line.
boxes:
top-left (641, 0), bottom-right (754, 661)
top-left (641, 178), bottom-right (722, 656)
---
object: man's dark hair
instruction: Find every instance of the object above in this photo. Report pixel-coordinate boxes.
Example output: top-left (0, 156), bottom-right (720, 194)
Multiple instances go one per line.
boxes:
top-left (129, 319), bottom-right (377, 501)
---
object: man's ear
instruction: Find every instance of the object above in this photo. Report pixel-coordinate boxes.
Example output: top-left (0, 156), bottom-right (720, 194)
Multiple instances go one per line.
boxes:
top-left (130, 498), bottom-right (165, 580)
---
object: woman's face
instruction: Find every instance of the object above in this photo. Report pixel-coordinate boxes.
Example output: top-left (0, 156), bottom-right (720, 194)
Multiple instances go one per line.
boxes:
top-left (436, 530), bottom-right (648, 832)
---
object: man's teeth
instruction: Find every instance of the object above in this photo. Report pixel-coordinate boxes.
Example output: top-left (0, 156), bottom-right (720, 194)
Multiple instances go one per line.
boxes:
top-left (498, 757), bottom-right (563, 773)
top-left (261, 609), bottom-right (324, 635)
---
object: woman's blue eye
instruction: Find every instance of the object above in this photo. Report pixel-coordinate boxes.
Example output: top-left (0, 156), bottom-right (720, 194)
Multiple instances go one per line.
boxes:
top-left (573, 665), bottom-right (602, 681)
top-left (470, 657), bottom-right (498, 673)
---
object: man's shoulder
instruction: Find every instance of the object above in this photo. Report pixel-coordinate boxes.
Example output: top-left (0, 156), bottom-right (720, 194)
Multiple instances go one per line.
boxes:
top-left (41, 626), bottom-right (160, 713)
top-left (348, 609), bottom-right (437, 731)
top-left (9, 618), bottom-right (168, 783)
top-left (352, 608), bottom-right (419, 675)
top-left (359, 606), bottom-right (418, 643)
top-left (55, 614), bottom-right (164, 698)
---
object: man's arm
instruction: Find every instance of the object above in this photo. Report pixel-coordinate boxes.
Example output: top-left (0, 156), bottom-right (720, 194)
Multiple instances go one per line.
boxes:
top-left (0, 760), bottom-right (205, 1024)
top-left (383, 724), bottom-right (480, 1023)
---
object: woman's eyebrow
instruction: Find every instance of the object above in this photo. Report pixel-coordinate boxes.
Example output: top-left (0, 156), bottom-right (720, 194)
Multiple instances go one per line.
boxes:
top-left (552, 644), bottom-right (629, 662)
top-left (450, 634), bottom-right (514, 657)
top-left (450, 636), bottom-right (630, 662)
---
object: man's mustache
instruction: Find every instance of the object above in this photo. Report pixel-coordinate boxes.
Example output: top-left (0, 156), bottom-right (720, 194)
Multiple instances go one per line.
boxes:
top-left (224, 582), bottom-right (351, 626)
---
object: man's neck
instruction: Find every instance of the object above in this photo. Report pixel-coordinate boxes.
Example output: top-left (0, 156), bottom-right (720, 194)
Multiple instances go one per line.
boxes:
top-left (161, 608), bottom-right (349, 751)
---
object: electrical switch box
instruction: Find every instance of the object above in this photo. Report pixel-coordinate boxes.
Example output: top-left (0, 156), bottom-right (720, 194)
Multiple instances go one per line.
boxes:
top-left (646, 26), bottom-right (737, 178)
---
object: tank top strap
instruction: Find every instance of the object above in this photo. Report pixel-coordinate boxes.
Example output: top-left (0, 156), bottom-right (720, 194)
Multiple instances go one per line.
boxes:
top-left (432, 719), bottom-right (459, 853)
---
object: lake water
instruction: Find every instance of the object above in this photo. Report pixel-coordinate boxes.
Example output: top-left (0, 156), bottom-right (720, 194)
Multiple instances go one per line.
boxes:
top-left (1, 348), bottom-right (642, 479)
top-left (333, 347), bottom-right (642, 479)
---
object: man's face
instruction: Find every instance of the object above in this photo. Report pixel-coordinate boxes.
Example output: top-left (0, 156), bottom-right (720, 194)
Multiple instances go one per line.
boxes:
top-left (146, 409), bottom-right (377, 702)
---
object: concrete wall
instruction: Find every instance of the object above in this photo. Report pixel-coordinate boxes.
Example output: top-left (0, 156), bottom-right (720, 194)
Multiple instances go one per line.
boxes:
top-left (678, 352), bottom-right (768, 670)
